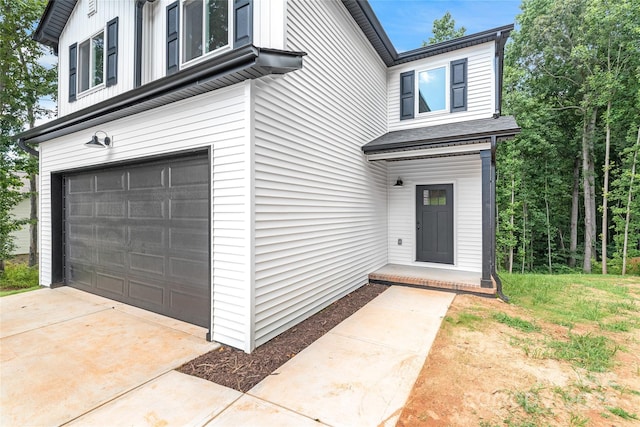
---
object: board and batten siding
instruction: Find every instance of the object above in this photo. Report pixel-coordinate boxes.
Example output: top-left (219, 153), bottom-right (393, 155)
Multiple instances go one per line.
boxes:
top-left (58, 0), bottom-right (135, 117)
top-left (387, 155), bottom-right (482, 272)
top-left (38, 83), bottom-right (252, 349)
top-left (250, 0), bottom-right (388, 348)
top-left (388, 43), bottom-right (496, 131)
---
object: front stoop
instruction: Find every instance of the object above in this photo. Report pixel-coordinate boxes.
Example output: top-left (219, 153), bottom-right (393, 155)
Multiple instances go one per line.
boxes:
top-left (368, 264), bottom-right (497, 296)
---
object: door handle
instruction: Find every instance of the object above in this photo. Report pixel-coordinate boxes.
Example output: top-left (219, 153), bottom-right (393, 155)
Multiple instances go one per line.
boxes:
top-left (417, 222), bottom-right (421, 230)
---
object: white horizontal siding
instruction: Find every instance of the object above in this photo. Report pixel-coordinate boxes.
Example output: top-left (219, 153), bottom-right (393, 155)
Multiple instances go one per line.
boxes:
top-left (58, 0), bottom-right (135, 117)
top-left (388, 43), bottom-right (496, 131)
top-left (39, 84), bottom-right (251, 350)
top-left (9, 199), bottom-right (31, 255)
top-left (387, 155), bottom-right (482, 272)
top-left (251, 0), bottom-right (388, 347)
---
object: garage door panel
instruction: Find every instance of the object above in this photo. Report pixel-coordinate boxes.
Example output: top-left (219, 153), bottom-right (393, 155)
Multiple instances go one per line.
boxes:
top-left (169, 257), bottom-right (209, 284)
top-left (65, 153), bottom-right (210, 328)
top-left (170, 229), bottom-right (208, 252)
top-left (128, 166), bottom-right (166, 190)
top-left (170, 162), bottom-right (209, 187)
top-left (129, 252), bottom-right (165, 275)
top-left (129, 279), bottom-right (165, 307)
top-left (68, 202), bottom-right (94, 218)
top-left (97, 248), bottom-right (126, 268)
top-left (96, 273), bottom-right (126, 296)
top-left (96, 171), bottom-right (126, 192)
top-left (68, 175), bottom-right (93, 193)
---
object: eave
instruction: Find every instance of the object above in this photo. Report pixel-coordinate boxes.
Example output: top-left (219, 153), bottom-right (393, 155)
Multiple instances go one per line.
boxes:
top-left (341, 0), bottom-right (513, 67)
top-left (362, 116), bottom-right (520, 159)
top-left (33, 0), bottom-right (77, 54)
top-left (17, 46), bottom-right (305, 145)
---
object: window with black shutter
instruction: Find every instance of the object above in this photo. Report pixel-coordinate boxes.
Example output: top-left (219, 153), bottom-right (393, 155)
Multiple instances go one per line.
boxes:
top-left (450, 58), bottom-right (467, 112)
top-left (400, 70), bottom-right (415, 120)
top-left (106, 17), bottom-right (118, 87)
top-left (166, 1), bottom-right (179, 74)
top-left (69, 43), bottom-right (77, 102)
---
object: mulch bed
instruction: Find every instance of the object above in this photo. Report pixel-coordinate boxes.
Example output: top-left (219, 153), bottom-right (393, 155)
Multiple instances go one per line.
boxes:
top-left (178, 283), bottom-right (388, 392)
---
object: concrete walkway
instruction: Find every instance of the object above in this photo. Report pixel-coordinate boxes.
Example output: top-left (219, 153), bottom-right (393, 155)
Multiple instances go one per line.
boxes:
top-left (1, 286), bottom-right (453, 427)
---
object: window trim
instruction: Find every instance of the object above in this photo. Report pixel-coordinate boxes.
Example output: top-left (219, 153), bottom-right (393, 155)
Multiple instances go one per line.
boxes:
top-left (415, 64), bottom-right (450, 116)
top-left (179, 0), bottom-right (233, 68)
top-left (77, 29), bottom-right (106, 96)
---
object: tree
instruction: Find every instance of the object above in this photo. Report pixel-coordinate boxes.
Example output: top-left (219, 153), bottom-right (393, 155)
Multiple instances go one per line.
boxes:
top-left (423, 12), bottom-right (466, 46)
top-left (501, 0), bottom-right (640, 274)
top-left (0, 0), bottom-right (56, 268)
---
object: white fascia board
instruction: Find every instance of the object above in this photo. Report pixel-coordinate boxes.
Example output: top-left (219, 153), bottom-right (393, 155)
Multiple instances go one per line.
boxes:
top-left (366, 142), bottom-right (491, 161)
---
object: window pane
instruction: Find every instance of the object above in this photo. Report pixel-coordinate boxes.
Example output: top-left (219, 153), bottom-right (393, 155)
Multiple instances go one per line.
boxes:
top-left (205, 0), bottom-right (228, 52)
top-left (92, 32), bottom-right (104, 87)
top-left (424, 189), bottom-right (446, 205)
top-left (183, 0), bottom-right (203, 62)
top-left (79, 41), bottom-right (90, 92)
top-left (418, 67), bottom-right (446, 113)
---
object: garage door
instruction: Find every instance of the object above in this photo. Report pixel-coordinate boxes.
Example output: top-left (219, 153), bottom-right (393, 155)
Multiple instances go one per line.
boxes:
top-left (64, 153), bottom-right (210, 327)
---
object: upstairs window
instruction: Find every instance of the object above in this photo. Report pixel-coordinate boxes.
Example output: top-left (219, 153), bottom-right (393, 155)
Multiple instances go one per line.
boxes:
top-left (418, 66), bottom-right (446, 113)
top-left (78, 32), bottom-right (104, 92)
top-left (182, 0), bottom-right (230, 63)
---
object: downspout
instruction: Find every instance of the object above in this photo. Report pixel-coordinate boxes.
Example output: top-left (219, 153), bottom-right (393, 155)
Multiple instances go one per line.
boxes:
top-left (17, 138), bottom-right (39, 158)
top-left (491, 135), bottom-right (509, 302)
top-left (493, 30), bottom-right (508, 118)
top-left (134, 0), bottom-right (146, 88)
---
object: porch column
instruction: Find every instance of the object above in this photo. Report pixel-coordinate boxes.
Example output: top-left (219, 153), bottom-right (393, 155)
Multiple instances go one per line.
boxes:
top-left (480, 149), bottom-right (493, 288)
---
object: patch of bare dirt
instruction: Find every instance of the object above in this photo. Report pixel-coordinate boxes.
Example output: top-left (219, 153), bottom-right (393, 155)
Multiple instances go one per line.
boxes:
top-left (178, 283), bottom-right (388, 392)
top-left (397, 289), bottom-right (640, 427)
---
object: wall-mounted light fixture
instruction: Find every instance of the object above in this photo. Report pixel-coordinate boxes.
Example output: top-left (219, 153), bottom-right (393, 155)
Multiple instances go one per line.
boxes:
top-left (85, 131), bottom-right (112, 148)
top-left (393, 178), bottom-right (403, 187)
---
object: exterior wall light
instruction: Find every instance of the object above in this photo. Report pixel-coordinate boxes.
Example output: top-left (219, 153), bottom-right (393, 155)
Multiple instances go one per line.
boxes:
top-left (85, 131), bottom-right (112, 148)
top-left (393, 178), bottom-right (403, 187)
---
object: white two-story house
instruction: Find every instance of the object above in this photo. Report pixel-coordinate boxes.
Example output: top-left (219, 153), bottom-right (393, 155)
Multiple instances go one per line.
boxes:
top-left (18, 0), bottom-right (519, 352)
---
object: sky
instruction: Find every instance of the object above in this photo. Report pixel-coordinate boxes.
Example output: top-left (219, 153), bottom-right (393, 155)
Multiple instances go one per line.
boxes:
top-left (368, 0), bottom-right (522, 52)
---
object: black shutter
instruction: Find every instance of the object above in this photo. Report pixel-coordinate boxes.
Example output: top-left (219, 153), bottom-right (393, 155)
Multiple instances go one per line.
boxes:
top-left (400, 70), bottom-right (414, 120)
top-left (106, 17), bottom-right (118, 87)
top-left (450, 58), bottom-right (467, 112)
top-left (233, 0), bottom-right (252, 47)
top-left (166, 1), bottom-right (179, 75)
top-left (69, 43), bottom-right (77, 102)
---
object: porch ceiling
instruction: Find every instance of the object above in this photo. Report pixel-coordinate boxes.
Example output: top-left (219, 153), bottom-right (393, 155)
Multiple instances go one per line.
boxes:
top-left (362, 116), bottom-right (520, 160)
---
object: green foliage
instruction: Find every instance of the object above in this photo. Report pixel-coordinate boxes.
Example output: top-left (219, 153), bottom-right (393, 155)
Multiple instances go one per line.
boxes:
top-left (0, 261), bottom-right (39, 289)
top-left (606, 406), bottom-right (638, 420)
top-left (492, 312), bottom-right (540, 332)
top-left (423, 11), bottom-right (466, 45)
top-left (444, 312), bottom-right (483, 329)
top-left (499, 0), bottom-right (640, 272)
top-left (0, 0), bottom-right (55, 265)
top-left (547, 333), bottom-right (618, 372)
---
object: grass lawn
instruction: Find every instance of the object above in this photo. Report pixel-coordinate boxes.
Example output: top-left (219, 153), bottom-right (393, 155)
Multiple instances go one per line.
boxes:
top-left (398, 273), bottom-right (640, 426)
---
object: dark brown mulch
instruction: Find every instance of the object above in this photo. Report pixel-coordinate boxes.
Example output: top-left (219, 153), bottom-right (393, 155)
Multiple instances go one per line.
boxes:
top-left (178, 283), bottom-right (388, 392)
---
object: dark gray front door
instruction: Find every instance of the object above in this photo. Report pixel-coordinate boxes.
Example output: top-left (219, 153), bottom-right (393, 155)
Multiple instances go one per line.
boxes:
top-left (64, 153), bottom-right (210, 327)
top-left (416, 184), bottom-right (454, 264)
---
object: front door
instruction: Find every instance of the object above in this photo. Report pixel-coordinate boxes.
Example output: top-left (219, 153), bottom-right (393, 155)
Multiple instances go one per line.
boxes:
top-left (416, 184), bottom-right (454, 264)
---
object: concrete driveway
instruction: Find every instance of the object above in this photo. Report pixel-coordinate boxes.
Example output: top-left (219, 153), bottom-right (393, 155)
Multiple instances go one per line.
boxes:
top-left (0, 287), bottom-right (217, 426)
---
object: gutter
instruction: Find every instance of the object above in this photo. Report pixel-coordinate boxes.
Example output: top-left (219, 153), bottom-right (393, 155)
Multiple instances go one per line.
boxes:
top-left (17, 45), bottom-right (305, 145)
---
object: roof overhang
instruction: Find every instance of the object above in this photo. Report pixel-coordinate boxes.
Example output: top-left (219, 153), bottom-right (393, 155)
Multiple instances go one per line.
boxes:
top-left (341, 0), bottom-right (513, 67)
top-left (362, 116), bottom-right (520, 161)
top-left (17, 45), bottom-right (305, 145)
top-left (33, 0), bottom-right (77, 54)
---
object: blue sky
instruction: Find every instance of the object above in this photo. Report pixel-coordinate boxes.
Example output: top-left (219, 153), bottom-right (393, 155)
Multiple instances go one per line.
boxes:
top-left (368, 0), bottom-right (522, 52)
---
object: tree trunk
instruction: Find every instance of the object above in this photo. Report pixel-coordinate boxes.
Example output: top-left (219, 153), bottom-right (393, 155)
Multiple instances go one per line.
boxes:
top-left (582, 108), bottom-right (598, 273)
top-left (601, 100), bottom-right (612, 274)
top-left (569, 158), bottom-right (580, 268)
top-left (545, 173), bottom-right (552, 273)
top-left (509, 177), bottom-right (515, 273)
top-left (622, 128), bottom-right (639, 275)
top-left (521, 203), bottom-right (527, 274)
top-left (28, 174), bottom-right (37, 267)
